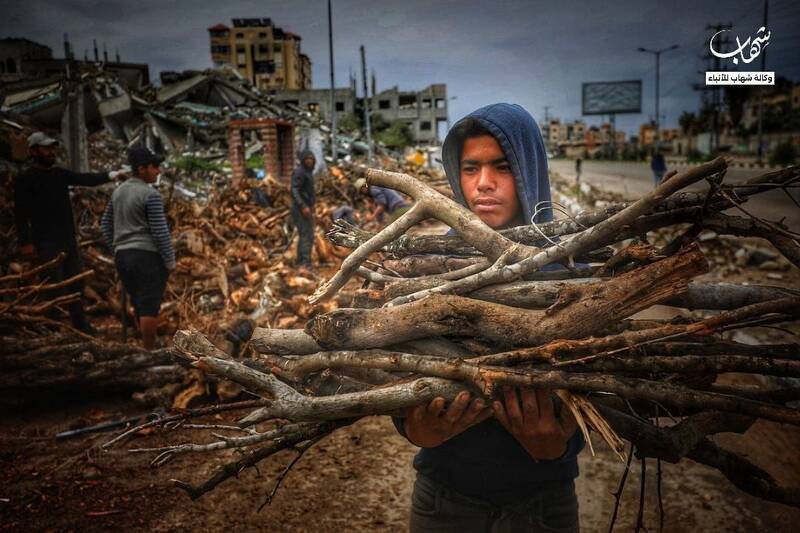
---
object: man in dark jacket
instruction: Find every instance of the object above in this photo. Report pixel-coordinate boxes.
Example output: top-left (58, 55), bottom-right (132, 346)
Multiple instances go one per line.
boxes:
top-left (290, 149), bottom-right (316, 274)
top-left (651, 148), bottom-right (667, 187)
top-left (396, 104), bottom-right (583, 532)
top-left (14, 132), bottom-right (122, 333)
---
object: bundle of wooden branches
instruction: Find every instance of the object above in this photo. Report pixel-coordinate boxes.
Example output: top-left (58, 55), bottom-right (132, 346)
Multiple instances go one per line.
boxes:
top-left (108, 159), bottom-right (800, 509)
top-left (0, 252), bottom-right (93, 335)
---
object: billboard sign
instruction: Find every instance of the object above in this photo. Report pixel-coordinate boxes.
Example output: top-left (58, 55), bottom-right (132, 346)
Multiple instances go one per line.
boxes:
top-left (582, 80), bottom-right (642, 115)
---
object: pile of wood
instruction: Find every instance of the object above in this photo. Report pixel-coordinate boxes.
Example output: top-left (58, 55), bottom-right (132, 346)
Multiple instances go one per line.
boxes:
top-left (0, 162), bottom-right (384, 404)
top-left (107, 159), bottom-right (800, 510)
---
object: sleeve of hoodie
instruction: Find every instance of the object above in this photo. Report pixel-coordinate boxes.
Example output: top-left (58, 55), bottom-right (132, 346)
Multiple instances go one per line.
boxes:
top-left (145, 191), bottom-right (176, 270)
top-left (100, 200), bottom-right (115, 251)
top-left (290, 167), bottom-right (308, 209)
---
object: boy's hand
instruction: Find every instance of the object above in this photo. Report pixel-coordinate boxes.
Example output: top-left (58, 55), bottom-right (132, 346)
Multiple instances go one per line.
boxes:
top-left (404, 391), bottom-right (493, 448)
top-left (301, 207), bottom-right (312, 218)
top-left (493, 387), bottom-right (577, 460)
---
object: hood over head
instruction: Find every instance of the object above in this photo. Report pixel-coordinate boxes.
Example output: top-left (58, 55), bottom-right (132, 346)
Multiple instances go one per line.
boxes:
top-left (299, 149), bottom-right (316, 161)
top-left (442, 103), bottom-right (552, 224)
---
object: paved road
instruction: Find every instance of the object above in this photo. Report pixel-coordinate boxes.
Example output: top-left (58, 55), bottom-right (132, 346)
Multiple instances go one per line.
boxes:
top-left (549, 159), bottom-right (800, 231)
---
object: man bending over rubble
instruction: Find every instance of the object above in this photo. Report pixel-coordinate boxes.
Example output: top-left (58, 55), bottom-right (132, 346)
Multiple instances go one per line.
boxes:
top-left (354, 177), bottom-right (411, 224)
top-left (395, 103), bottom-right (583, 532)
top-left (101, 147), bottom-right (175, 350)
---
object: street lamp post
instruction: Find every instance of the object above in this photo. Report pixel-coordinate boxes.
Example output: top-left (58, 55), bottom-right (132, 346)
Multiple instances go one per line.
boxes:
top-left (638, 44), bottom-right (679, 146)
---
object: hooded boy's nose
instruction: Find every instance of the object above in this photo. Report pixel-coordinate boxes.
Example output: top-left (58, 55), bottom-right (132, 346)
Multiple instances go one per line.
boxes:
top-left (476, 166), bottom-right (498, 191)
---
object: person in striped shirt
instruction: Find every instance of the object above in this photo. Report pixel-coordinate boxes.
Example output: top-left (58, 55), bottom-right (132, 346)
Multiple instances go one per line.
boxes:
top-left (101, 147), bottom-right (175, 350)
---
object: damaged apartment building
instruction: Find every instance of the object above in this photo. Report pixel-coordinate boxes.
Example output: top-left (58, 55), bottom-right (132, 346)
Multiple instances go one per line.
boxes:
top-left (0, 35), bottom-right (319, 182)
top-left (208, 18), bottom-right (312, 92)
top-left (272, 83), bottom-right (449, 146)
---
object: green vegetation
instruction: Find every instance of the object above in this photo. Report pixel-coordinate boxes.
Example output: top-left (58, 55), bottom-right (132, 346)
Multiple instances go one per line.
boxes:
top-left (373, 116), bottom-right (414, 150)
top-left (337, 113), bottom-right (362, 133)
top-left (171, 155), bottom-right (222, 172)
top-left (246, 154), bottom-right (264, 169)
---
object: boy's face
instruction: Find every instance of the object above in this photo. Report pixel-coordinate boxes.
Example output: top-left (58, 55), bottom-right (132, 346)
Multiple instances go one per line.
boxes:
top-left (459, 135), bottom-right (523, 230)
top-left (139, 163), bottom-right (160, 183)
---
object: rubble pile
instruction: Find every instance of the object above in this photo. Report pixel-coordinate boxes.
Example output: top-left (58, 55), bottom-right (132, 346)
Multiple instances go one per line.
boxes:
top-left (107, 160), bottom-right (800, 510)
top-left (0, 148), bottom-right (443, 405)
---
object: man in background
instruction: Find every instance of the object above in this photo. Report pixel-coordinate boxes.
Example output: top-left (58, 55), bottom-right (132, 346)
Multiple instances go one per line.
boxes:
top-left (14, 131), bottom-right (122, 333)
top-left (354, 178), bottom-right (411, 224)
top-left (101, 147), bottom-right (175, 350)
top-left (651, 148), bottom-right (667, 187)
top-left (291, 150), bottom-right (316, 276)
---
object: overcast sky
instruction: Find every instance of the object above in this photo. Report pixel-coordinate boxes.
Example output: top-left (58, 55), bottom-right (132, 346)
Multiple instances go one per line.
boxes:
top-left (3, 0), bottom-right (799, 135)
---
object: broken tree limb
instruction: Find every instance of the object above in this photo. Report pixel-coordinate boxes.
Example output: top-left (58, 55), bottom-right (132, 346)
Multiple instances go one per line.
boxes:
top-left (250, 327), bottom-right (322, 355)
top-left (326, 168), bottom-right (798, 257)
top-left (386, 157), bottom-right (727, 306)
top-left (181, 341), bottom-right (800, 426)
top-left (307, 246), bottom-right (707, 350)
top-left (171, 420), bottom-right (349, 500)
top-left (309, 202), bottom-right (429, 304)
top-left (310, 166), bottom-right (544, 304)
top-left (0, 252), bottom-right (66, 283)
top-left (0, 269), bottom-right (93, 296)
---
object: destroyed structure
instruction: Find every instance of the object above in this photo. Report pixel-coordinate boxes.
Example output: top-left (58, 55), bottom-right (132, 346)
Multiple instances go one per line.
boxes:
top-left (208, 18), bottom-right (312, 92)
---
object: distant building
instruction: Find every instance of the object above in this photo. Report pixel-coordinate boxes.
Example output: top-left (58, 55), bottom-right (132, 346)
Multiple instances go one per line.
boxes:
top-left (370, 84), bottom-right (448, 145)
top-left (543, 117), bottom-right (628, 157)
top-left (273, 83), bottom-right (449, 145)
top-left (272, 87), bottom-right (356, 118)
top-left (741, 83), bottom-right (800, 131)
top-left (0, 38), bottom-right (52, 81)
top-left (208, 18), bottom-right (311, 92)
top-left (639, 123), bottom-right (657, 146)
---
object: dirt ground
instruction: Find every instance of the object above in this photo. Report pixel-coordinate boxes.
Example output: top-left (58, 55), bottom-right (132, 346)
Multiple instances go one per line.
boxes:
top-left (2, 394), bottom-right (800, 532)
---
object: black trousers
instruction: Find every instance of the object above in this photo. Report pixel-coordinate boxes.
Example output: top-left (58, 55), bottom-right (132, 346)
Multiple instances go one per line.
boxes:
top-left (114, 249), bottom-right (169, 318)
top-left (291, 204), bottom-right (314, 267)
top-left (410, 473), bottom-right (579, 533)
top-left (36, 239), bottom-right (89, 330)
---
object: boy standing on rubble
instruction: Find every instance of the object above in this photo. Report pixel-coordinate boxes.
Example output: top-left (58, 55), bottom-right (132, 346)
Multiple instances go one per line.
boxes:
top-left (395, 104), bottom-right (583, 532)
top-left (291, 150), bottom-right (317, 276)
top-left (101, 147), bottom-right (175, 350)
top-left (14, 131), bottom-right (123, 334)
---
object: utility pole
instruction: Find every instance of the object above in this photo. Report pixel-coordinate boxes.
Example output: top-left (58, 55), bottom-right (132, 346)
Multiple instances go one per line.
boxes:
top-left (543, 105), bottom-right (550, 124)
top-left (705, 23), bottom-right (731, 152)
top-left (327, 0), bottom-right (337, 161)
top-left (360, 45), bottom-right (372, 162)
top-left (93, 39), bottom-right (99, 62)
top-left (756, 0), bottom-right (769, 163)
top-left (692, 23), bottom-right (731, 154)
top-left (62, 33), bottom-right (87, 172)
top-left (638, 44), bottom-right (679, 146)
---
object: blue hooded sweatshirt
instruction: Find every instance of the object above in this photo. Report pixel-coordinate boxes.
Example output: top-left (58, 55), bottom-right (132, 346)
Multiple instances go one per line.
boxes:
top-left (397, 104), bottom-right (583, 507)
top-left (443, 102), bottom-right (553, 225)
